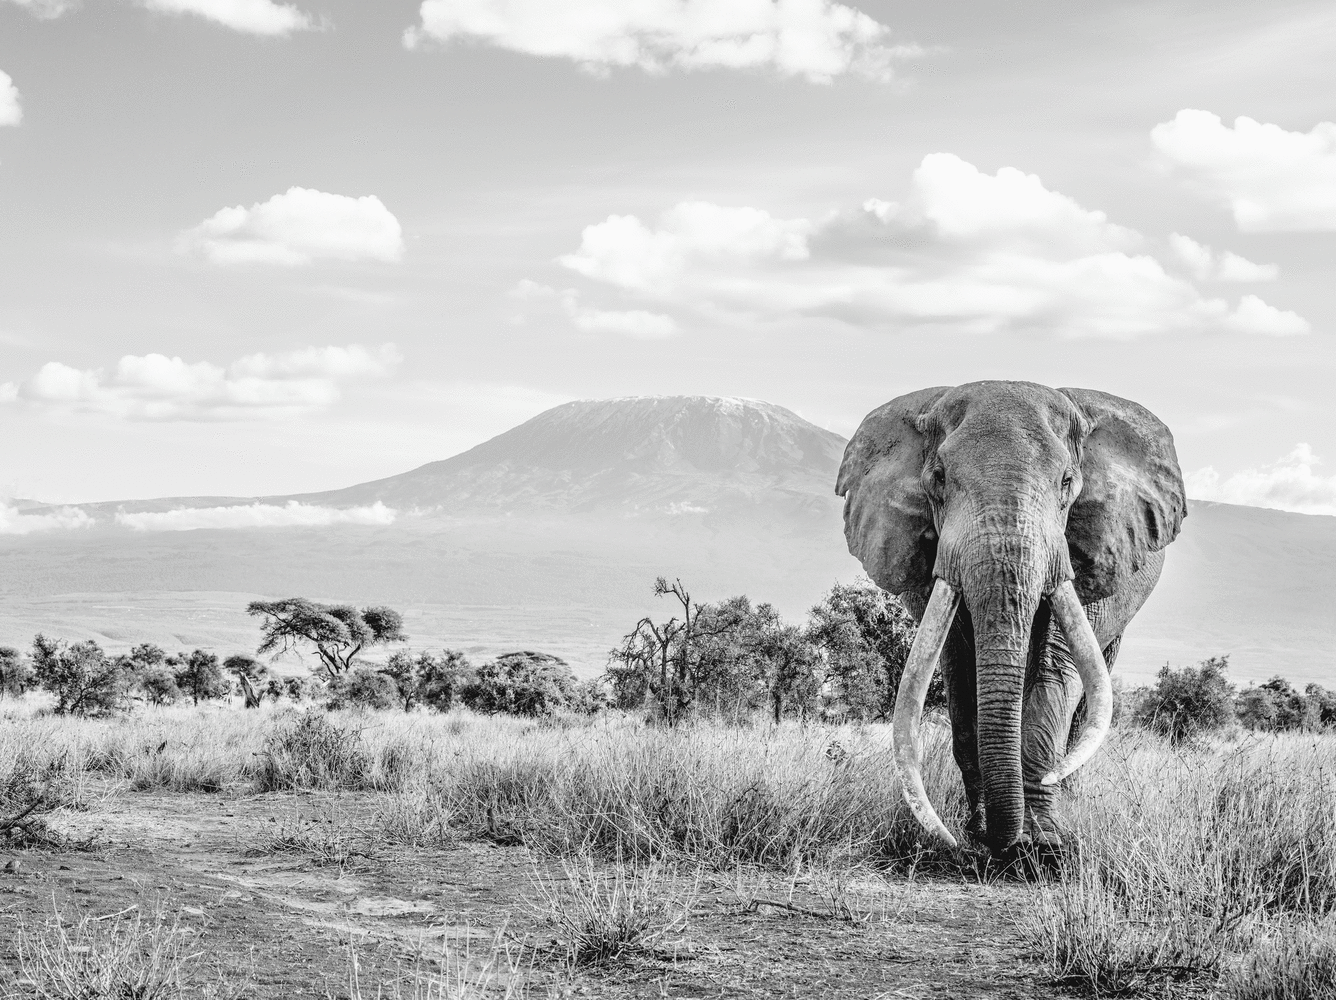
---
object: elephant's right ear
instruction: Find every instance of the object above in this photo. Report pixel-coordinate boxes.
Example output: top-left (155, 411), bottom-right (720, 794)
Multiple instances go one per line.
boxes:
top-left (836, 387), bottom-right (950, 596)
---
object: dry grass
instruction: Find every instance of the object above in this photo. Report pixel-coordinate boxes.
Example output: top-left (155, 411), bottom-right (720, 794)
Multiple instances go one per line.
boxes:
top-left (338, 927), bottom-right (530, 1000)
top-left (4, 699), bottom-right (1335, 997)
top-left (3, 900), bottom-right (209, 1000)
top-left (529, 856), bottom-right (697, 967)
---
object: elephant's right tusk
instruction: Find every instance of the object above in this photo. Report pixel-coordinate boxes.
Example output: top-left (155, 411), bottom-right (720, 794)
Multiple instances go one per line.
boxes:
top-left (1042, 580), bottom-right (1114, 786)
top-left (891, 577), bottom-right (961, 848)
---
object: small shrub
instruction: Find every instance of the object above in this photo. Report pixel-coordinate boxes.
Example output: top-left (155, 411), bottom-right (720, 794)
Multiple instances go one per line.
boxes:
top-left (1308, 684), bottom-right (1336, 729)
top-left (1229, 923), bottom-right (1336, 999)
top-left (137, 666), bottom-right (181, 706)
top-left (253, 711), bottom-right (372, 792)
top-left (324, 667), bottom-right (398, 711)
top-left (7, 901), bottom-right (205, 1000)
top-left (461, 651), bottom-right (575, 717)
top-left (30, 635), bottom-right (128, 716)
top-left (1131, 655), bottom-right (1236, 744)
top-left (531, 857), bottom-right (694, 967)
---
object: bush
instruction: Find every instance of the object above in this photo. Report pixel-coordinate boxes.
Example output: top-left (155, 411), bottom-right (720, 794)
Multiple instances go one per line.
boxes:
top-left (1308, 684), bottom-right (1336, 729)
top-left (0, 646), bottom-right (32, 697)
top-left (1237, 676), bottom-right (1319, 733)
top-left (253, 711), bottom-right (372, 791)
top-left (380, 649), bottom-right (472, 712)
top-left (1131, 655), bottom-right (1236, 744)
top-left (137, 667), bottom-right (181, 706)
top-left (30, 635), bottom-right (127, 716)
top-left (461, 651), bottom-right (575, 717)
top-left (173, 650), bottom-right (230, 705)
top-left (324, 667), bottom-right (398, 711)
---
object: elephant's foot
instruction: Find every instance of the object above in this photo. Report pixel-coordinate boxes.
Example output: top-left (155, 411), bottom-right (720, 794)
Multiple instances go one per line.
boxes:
top-left (1024, 808), bottom-right (1067, 851)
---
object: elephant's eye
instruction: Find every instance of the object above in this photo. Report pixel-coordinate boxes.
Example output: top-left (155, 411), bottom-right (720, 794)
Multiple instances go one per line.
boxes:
top-left (1061, 471), bottom-right (1075, 494)
top-left (928, 466), bottom-right (946, 494)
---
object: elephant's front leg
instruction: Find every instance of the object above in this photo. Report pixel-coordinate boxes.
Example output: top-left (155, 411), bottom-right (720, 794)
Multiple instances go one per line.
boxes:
top-left (1021, 613), bottom-right (1084, 848)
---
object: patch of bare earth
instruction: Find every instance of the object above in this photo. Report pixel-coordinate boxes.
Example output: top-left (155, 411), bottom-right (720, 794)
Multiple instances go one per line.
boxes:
top-left (0, 787), bottom-right (1049, 998)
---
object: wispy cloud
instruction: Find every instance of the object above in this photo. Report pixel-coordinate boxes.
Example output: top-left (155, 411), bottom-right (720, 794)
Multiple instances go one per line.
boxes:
top-left (0, 503), bottom-right (93, 536)
top-left (180, 187), bottom-right (403, 266)
top-left (0, 344), bottom-right (402, 421)
top-left (142, 0), bottom-right (314, 36)
top-left (1187, 444), bottom-right (1336, 516)
top-left (1152, 110), bottom-right (1336, 231)
top-left (557, 153), bottom-right (1309, 339)
top-left (512, 280), bottom-right (677, 339)
top-left (0, 70), bottom-right (21, 128)
top-left (1167, 233), bottom-right (1278, 282)
top-left (1, 0), bottom-right (75, 19)
top-left (404, 0), bottom-right (920, 83)
top-left (116, 500), bottom-right (397, 531)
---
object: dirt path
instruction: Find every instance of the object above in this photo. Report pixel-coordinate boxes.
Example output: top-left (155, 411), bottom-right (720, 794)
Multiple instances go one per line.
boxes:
top-left (0, 789), bottom-right (1052, 998)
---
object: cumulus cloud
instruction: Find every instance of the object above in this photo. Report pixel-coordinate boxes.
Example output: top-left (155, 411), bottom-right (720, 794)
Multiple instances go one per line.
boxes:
top-left (0, 343), bottom-right (401, 421)
top-left (1187, 445), bottom-right (1336, 516)
top-left (0, 70), bottom-right (21, 128)
top-left (1, 0), bottom-right (75, 19)
top-left (116, 501), bottom-right (396, 531)
top-left (1152, 110), bottom-right (1336, 231)
top-left (1167, 233), bottom-right (1278, 282)
top-left (403, 0), bottom-right (919, 83)
top-left (558, 153), bottom-right (1309, 339)
top-left (180, 187), bottom-right (403, 265)
top-left (512, 280), bottom-right (677, 339)
top-left (0, 503), bottom-right (93, 536)
top-left (142, 0), bottom-right (313, 36)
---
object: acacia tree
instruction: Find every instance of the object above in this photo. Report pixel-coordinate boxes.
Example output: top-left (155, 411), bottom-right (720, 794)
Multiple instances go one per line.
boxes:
top-left (381, 649), bottom-right (472, 712)
top-left (608, 578), bottom-right (707, 724)
top-left (174, 650), bottom-right (230, 706)
top-left (247, 598), bottom-right (406, 678)
top-left (31, 635), bottom-right (127, 716)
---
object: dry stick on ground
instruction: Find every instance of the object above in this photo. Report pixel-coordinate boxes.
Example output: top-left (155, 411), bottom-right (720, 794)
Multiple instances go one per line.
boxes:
top-left (746, 898), bottom-right (846, 921)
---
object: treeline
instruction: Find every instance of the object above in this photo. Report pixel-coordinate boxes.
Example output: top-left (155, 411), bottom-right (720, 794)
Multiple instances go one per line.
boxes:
top-left (1125, 655), bottom-right (1336, 744)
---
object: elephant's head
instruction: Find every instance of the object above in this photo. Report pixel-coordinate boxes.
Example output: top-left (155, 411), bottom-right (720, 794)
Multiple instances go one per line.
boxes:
top-left (837, 381), bottom-right (1185, 852)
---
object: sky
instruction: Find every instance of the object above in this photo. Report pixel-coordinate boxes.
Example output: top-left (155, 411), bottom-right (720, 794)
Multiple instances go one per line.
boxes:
top-left (2, 0), bottom-right (1335, 513)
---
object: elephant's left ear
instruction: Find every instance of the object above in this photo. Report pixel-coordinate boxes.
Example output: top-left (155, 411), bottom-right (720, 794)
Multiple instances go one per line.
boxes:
top-left (1059, 388), bottom-right (1188, 603)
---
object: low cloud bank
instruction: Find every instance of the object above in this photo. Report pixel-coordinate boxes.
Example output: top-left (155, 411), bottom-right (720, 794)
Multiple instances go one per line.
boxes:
top-left (115, 501), bottom-right (397, 531)
top-left (1187, 445), bottom-right (1336, 516)
top-left (0, 343), bottom-right (400, 421)
top-left (0, 503), bottom-right (93, 535)
top-left (0, 69), bottom-right (21, 127)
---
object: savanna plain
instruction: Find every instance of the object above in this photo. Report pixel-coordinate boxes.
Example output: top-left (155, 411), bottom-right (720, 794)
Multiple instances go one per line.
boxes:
top-left (0, 698), bottom-right (1333, 999)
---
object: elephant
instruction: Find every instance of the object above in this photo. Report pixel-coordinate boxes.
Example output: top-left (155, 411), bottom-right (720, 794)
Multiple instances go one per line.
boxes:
top-left (836, 381), bottom-right (1186, 855)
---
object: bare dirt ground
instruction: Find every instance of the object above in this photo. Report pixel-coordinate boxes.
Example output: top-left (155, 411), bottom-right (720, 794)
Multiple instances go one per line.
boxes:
top-left (0, 787), bottom-right (1051, 999)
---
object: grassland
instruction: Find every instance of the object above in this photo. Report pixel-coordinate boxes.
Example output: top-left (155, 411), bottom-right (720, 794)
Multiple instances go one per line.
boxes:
top-left (0, 701), bottom-right (1333, 997)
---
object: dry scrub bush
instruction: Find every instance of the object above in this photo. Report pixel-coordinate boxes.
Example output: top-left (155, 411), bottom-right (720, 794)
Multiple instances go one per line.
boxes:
top-left (530, 856), bottom-right (696, 967)
top-left (5, 901), bottom-right (205, 1000)
top-left (339, 928), bottom-right (528, 1000)
top-left (1228, 921), bottom-right (1336, 1000)
top-left (1031, 729), bottom-right (1336, 995)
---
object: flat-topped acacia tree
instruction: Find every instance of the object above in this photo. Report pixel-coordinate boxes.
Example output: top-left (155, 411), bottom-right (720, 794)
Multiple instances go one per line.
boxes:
top-left (247, 598), bottom-right (406, 678)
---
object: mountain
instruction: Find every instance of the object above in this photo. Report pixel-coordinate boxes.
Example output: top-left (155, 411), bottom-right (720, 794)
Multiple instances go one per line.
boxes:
top-left (3, 395), bottom-right (1334, 686)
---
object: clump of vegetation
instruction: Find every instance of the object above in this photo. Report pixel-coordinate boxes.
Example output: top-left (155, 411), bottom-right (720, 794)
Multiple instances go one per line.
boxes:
top-left (253, 710), bottom-right (374, 791)
top-left (531, 856), bottom-right (694, 967)
top-left (1228, 924), bottom-right (1336, 999)
top-left (461, 651), bottom-right (577, 717)
top-left (1129, 655), bottom-right (1237, 744)
top-left (324, 666), bottom-right (400, 711)
top-left (0, 751), bottom-right (75, 847)
top-left (30, 634), bottom-right (128, 716)
top-left (0, 645), bottom-right (33, 697)
top-left (606, 576), bottom-right (918, 725)
top-left (6, 901), bottom-right (206, 1000)
top-left (381, 649), bottom-right (473, 712)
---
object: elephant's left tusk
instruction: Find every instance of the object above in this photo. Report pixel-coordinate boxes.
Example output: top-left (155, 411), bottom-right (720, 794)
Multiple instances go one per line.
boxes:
top-left (1042, 581), bottom-right (1113, 786)
top-left (891, 578), bottom-right (961, 848)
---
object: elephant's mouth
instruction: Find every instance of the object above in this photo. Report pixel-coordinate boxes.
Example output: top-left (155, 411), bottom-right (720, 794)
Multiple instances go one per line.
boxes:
top-left (889, 577), bottom-right (1113, 849)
